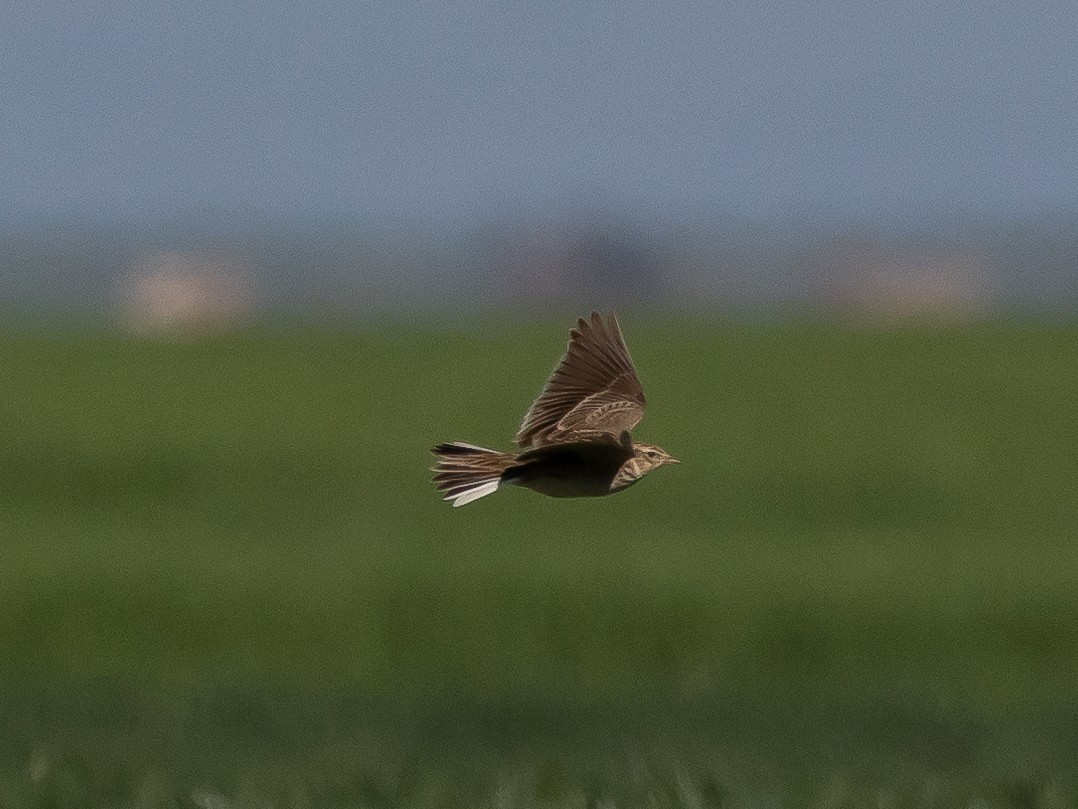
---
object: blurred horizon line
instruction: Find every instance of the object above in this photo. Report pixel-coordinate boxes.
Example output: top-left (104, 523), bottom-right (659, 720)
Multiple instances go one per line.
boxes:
top-left (2, 205), bottom-right (1076, 326)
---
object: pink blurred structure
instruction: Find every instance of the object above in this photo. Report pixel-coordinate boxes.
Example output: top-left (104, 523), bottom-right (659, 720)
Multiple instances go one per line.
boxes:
top-left (118, 251), bottom-right (255, 331)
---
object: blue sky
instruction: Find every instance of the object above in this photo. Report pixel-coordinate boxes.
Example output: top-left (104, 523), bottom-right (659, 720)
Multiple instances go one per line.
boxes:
top-left (3, 1), bottom-right (1077, 230)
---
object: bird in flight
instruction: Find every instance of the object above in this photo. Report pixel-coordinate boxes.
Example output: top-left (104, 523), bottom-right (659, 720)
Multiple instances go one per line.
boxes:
top-left (431, 312), bottom-right (678, 506)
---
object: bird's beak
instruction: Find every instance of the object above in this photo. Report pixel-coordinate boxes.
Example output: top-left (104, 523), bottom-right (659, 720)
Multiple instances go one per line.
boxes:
top-left (665, 456), bottom-right (681, 465)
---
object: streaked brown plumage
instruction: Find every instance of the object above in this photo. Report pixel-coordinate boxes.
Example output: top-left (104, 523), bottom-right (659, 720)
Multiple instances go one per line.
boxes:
top-left (431, 312), bottom-right (678, 507)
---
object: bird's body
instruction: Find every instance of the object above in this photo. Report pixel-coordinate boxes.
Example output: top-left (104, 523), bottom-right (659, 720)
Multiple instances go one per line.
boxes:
top-left (431, 312), bottom-right (678, 507)
top-left (506, 437), bottom-right (635, 498)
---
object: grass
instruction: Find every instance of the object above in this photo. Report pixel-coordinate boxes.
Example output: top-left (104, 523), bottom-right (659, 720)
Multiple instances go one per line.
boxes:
top-left (1, 316), bottom-right (1077, 806)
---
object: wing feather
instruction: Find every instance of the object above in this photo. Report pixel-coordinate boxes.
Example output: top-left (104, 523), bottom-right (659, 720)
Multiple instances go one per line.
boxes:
top-left (515, 312), bottom-right (646, 447)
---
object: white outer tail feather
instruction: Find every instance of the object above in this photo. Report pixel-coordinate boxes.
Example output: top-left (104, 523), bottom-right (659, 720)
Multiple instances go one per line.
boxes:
top-left (447, 477), bottom-right (501, 507)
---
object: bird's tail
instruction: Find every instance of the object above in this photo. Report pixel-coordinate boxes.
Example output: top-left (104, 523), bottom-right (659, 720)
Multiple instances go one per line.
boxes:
top-left (430, 442), bottom-right (517, 507)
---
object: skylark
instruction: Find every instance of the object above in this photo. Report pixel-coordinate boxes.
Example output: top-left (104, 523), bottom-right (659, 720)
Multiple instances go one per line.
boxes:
top-left (432, 312), bottom-right (678, 506)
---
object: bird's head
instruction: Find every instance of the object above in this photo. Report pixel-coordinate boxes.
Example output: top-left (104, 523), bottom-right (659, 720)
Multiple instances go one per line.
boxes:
top-left (632, 442), bottom-right (680, 472)
top-left (610, 441), bottom-right (680, 492)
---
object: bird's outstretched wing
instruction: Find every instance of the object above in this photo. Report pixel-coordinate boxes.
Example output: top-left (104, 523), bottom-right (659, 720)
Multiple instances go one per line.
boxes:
top-left (515, 312), bottom-right (646, 447)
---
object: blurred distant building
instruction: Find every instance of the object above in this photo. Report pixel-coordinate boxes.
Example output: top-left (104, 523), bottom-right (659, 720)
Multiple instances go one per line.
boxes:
top-left (488, 220), bottom-right (663, 304)
top-left (812, 239), bottom-right (993, 320)
top-left (118, 251), bottom-right (255, 331)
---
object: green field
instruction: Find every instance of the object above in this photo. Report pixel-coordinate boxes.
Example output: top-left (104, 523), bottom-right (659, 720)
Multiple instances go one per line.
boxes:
top-left (2, 317), bottom-right (1077, 807)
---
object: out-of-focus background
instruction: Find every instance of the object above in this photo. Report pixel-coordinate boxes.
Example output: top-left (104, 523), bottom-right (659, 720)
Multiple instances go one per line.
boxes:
top-left (3, 2), bottom-right (1077, 806)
